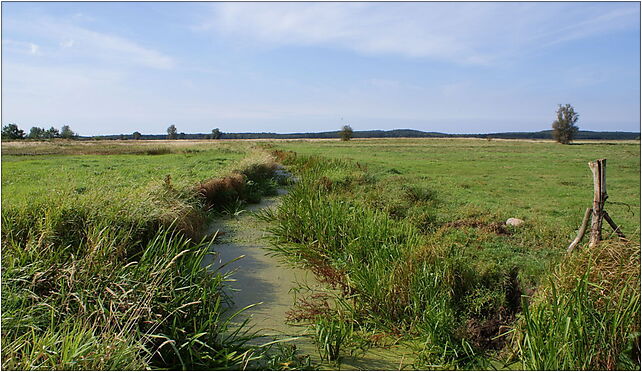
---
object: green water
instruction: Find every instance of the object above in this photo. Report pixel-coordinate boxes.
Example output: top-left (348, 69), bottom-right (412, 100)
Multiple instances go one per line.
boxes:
top-left (203, 192), bottom-right (417, 370)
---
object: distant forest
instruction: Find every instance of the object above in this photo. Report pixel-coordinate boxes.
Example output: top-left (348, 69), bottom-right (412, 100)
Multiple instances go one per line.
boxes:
top-left (87, 129), bottom-right (640, 141)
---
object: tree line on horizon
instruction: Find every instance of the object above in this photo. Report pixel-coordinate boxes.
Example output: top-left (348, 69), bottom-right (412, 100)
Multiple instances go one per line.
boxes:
top-left (1, 124), bottom-right (77, 140)
top-left (2, 105), bottom-right (639, 142)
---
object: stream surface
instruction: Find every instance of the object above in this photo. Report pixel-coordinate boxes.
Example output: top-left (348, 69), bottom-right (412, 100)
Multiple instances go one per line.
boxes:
top-left (203, 190), bottom-right (415, 370)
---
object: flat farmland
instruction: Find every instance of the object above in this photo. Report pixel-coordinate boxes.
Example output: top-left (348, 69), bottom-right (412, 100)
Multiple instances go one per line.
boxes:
top-left (263, 137), bottom-right (640, 369)
top-left (2, 141), bottom-right (246, 205)
top-left (1, 138), bottom-right (640, 370)
top-left (277, 138), bottom-right (640, 241)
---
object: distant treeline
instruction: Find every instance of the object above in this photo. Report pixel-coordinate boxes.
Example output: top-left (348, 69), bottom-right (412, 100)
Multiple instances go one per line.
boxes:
top-left (84, 129), bottom-right (640, 141)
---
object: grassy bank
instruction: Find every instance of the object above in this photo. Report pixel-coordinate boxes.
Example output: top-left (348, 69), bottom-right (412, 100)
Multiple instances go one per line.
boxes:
top-left (261, 140), bottom-right (640, 369)
top-left (1, 141), bottom-right (286, 369)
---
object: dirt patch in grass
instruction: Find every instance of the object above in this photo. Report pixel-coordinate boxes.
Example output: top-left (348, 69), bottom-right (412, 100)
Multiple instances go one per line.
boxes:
top-left (444, 218), bottom-right (511, 235)
top-left (462, 309), bottom-right (515, 351)
top-left (460, 269), bottom-right (524, 351)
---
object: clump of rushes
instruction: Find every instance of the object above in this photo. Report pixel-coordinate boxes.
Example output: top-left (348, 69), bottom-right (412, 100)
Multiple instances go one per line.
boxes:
top-left (2, 224), bottom-right (253, 370)
top-left (513, 241), bottom-right (641, 370)
top-left (314, 316), bottom-right (354, 363)
top-left (1, 150), bottom-right (284, 369)
top-left (196, 150), bottom-right (281, 211)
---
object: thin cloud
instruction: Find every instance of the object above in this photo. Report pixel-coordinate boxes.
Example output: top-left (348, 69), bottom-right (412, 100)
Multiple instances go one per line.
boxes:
top-left (205, 2), bottom-right (638, 66)
top-left (60, 39), bottom-right (74, 48)
top-left (70, 25), bottom-right (175, 69)
top-left (3, 39), bottom-right (41, 55)
top-left (29, 43), bottom-right (39, 55)
top-left (4, 15), bottom-right (175, 69)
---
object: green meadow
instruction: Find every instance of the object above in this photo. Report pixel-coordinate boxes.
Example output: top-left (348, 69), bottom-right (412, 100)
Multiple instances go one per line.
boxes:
top-left (2, 142), bottom-right (245, 202)
top-left (263, 138), bottom-right (640, 369)
top-left (1, 138), bottom-right (640, 370)
top-left (276, 138), bottom-right (640, 236)
top-left (1, 141), bottom-right (290, 370)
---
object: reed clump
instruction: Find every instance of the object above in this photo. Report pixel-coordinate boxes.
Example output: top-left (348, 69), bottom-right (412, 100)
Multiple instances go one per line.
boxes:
top-left (513, 240), bottom-right (641, 370)
top-left (198, 173), bottom-right (246, 209)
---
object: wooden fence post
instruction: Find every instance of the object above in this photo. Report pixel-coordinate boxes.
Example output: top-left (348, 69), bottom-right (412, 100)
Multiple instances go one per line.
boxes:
top-left (588, 159), bottom-right (607, 249)
top-left (567, 207), bottom-right (592, 252)
top-left (567, 158), bottom-right (625, 253)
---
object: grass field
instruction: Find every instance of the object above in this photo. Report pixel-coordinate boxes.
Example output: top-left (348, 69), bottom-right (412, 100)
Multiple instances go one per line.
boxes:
top-left (1, 138), bottom-right (640, 370)
top-left (262, 138), bottom-right (640, 369)
top-left (275, 138), bottom-right (640, 237)
top-left (1, 140), bottom-right (290, 370)
top-left (3, 149), bottom-right (243, 205)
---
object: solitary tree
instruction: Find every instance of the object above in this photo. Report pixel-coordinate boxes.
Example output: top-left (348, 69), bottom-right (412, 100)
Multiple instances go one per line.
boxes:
top-left (339, 125), bottom-right (353, 141)
top-left (552, 104), bottom-right (579, 144)
top-left (167, 125), bottom-right (178, 140)
top-left (60, 125), bottom-right (76, 139)
top-left (211, 128), bottom-right (222, 140)
top-left (28, 127), bottom-right (46, 139)
top-left (2, 124), bottom-right (25, 139)
top-left (132, 131), bottom-right (142, 140)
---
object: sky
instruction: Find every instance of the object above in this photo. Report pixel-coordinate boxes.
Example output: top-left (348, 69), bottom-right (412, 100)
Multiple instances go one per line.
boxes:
top-left (2, 2), bottom-right (640, 136)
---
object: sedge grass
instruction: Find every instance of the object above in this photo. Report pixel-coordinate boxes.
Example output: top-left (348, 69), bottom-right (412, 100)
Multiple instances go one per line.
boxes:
top-left (1, 144), bottom-right (289, 369)
top-left (261, 147), bottom-right (640, 370)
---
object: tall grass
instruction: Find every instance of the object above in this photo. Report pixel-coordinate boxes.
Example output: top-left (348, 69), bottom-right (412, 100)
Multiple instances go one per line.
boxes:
top-left (514, 241), bottom-right (641, 370)
top-left (2, 224), bottom-right (255, 369)
top-left (262, 150), bottom-right (641, 370)
top-left (262, 173), bottom-right (424, 318)
top-left (1, 148), bottom-right (285, 369)
top-left (314, 317), bottom-right (354, 362)
top-left (260, 154), bottom-right (487, 367)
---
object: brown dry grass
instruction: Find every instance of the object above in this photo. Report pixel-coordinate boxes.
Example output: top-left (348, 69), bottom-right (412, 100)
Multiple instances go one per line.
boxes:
top-left (196, 173), bottom-right (245, 209)
top-left (1, 139), bottom-right (242, 156)
top-left (552, 240), bottom-right (640, 307)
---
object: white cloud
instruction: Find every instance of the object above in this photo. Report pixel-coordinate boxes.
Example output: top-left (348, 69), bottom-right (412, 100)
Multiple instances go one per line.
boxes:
top-left (72, 12), bottom-right (94, 22)
top-left (60, 39), bottom-right (74, 48)
top-left (203, 2), bottom-right (639, 66)
top-left (29, 43), bottom-right (39, 55)
top-left (4, 40), bottom-right (41, 55)
top-left (48, 22), bottom-right (175, 69)
top-left (4, 16), bottom-right (175, 69)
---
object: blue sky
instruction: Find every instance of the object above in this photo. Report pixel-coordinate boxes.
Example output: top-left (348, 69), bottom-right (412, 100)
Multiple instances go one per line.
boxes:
top-left (2, 2), bottom-right (640, 136)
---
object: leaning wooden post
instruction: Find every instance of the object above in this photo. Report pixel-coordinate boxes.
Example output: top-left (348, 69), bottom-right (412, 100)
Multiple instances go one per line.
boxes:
top-left (588, 159), bottom-right (607, 249)
top-left (568, 158), bottom-right (625, 253)
top-left (567, 207), bottom-right (592, 252)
